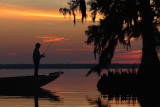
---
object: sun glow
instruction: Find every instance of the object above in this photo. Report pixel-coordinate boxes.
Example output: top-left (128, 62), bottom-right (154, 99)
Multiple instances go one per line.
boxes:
top-left (0, 3), bottom-right (102, 21)
top-left (124, 37), bottom-right (136, 41)
top-left (0, 8), bottom-right (68, 20)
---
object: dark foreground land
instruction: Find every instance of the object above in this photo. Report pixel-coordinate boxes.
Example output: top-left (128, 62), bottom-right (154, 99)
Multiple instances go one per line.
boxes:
top-left (0, 64), bottom-right (140, 69)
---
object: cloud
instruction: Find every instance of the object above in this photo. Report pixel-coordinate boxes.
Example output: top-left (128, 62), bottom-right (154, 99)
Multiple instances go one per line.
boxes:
top-left (115, 54), bottom-right (141, 59)
top-left (56, 48), bottom-right (93, 51)
top-left (0, 2), bottom-right (102, 21)
top-left (113, 49), bottom-right (142, 64)
top-left (115, 50), bottom-right (142, 59)
top-left (35, 36), bottom-right (69, 42)
top-left (7, 52), bottom-right (17, 56)
top-left (125, 50), bottom-right (142, 54)
top-left (0, 3), bottom-right (68, 21)
top-left (35, 36), bottom-right (53, 39)
top-left (112, 59), bottom-right (140, 64)
top-left (56, 45), bottom-right (94, 52)
top-left (44, 38), bottom-right (65, 42)
top-left (71, 60), bottom-right (98, 64)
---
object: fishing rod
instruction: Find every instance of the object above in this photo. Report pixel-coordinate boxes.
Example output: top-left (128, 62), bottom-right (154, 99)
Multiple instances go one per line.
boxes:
top-left (42, 41), bottom-right (53, 55)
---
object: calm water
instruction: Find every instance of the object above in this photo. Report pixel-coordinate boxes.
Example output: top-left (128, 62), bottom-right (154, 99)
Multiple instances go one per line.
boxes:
top-left (0, 69), bottom-right (141, 107)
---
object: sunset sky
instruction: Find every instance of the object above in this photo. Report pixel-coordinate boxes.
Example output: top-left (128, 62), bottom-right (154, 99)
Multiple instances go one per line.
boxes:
top-left (0, 0), bottom-right (146, 64)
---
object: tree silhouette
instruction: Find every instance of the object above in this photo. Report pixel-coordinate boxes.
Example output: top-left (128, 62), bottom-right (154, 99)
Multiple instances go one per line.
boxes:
top-left (60, 0), bottom-right (160, 78)
top-left (59, 0), bottom-right (86, 24)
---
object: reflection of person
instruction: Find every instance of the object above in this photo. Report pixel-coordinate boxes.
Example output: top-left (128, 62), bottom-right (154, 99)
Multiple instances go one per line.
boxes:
top-left (34, 96), bottom-right (39, 107)
top-left (33, 43), bottom-right (45, 76)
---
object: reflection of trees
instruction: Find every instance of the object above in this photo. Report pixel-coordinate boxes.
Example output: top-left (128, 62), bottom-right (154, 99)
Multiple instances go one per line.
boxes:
top-left (86, 95), bottom-right (138, 107)
top-left (88, 91), bottom-right (160, 107)
top-left (86, 96), bottom-right (109, 107)
top-left (97, 80), bottom-right (160, 107)
top-left (60, 0), bottom-right (160, 79)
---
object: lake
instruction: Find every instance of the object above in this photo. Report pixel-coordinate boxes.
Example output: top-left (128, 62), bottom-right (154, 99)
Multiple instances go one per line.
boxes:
top-left (0, 69), bottom-right (141, 107)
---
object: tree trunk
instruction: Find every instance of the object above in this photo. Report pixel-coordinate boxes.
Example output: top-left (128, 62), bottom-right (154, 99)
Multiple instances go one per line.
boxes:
top-left (139, 30), bottom-right (160, 78)
top-left (138, 0), bottom-right (160, 80)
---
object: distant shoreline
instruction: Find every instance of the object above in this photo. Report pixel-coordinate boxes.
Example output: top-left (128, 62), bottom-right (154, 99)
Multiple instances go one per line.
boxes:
top-left (0, 64), bottom-right (140, 69)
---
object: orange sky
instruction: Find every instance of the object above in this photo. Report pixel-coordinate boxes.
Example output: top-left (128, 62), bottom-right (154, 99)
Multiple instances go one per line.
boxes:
top-left (0, 1), bottom-right (146, 64)
top-left (0, 3), bottom-right (70, 20)
top-left (0, 2), bottom-right (101, 21)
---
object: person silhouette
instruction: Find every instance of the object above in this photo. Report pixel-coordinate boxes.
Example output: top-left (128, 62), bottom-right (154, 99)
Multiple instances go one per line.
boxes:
top-left (33, 43), bottom-right (45, 77)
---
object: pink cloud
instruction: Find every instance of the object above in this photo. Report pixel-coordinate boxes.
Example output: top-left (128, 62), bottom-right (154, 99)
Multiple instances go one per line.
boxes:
top-left (114, 50), bottom-right (142, 59)
top-left (35, 36), bottom-right (53, 39)
top-left (43, 37), bottom-right (65, 42)
top-left (35, 36), bottom-right (70, 42)
top-left (7, 52), bottom-right (17, 56)
top-left (83, 45), bottom-right (94, 49)
top-left (113, 49), bottom-right (142, 64)
top-left (112, 60), bottom-right (140, 64)
top-left (71, 60), bottom-right (98, 64)
top-left (115, 54), bottom-right (141, 59)
top-left (125, 50), bottom-right (142, 54)
top-left (56, 48), bottom-right (93, 51)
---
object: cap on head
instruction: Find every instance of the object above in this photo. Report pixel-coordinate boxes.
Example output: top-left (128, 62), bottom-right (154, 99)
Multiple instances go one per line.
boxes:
top-left (35, 43), bottom-right (41, 47)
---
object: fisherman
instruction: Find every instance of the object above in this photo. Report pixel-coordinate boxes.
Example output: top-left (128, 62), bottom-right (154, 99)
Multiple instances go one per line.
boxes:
top-left (33, 43), bottom-right (45, 77)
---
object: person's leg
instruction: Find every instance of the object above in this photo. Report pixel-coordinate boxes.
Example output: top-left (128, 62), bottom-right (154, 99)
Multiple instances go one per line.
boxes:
top-left (34, 60), bottom-right (39, 76)
top-left (34, 68), bottom-right (38, 77)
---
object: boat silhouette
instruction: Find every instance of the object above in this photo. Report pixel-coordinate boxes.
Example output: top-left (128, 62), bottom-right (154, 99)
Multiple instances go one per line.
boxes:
top-left (0, 71), bottom-right (63, 89)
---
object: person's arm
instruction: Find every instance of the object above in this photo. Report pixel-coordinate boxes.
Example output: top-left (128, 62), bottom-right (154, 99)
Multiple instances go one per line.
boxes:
top-left (40, 54), bottom-right (45, 58)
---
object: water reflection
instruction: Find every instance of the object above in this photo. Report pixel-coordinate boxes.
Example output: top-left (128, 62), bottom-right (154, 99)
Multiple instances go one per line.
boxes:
top-left (86, 96), bottom-right (110, 107)
top-left (0, 88), bottom-right (62, 107)
top-left (87, 95), bottom-right (139, 107)
top-left (97, 80), bottom-right (160, 107)
top-left (1, 69), bottom-right (159, 107)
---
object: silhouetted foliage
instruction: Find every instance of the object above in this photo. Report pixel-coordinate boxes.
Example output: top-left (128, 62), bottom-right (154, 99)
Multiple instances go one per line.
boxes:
top-left (60, 0), bottom-right (160, 76)
top-left (97, 70), bottom-right (160, 107)
top-left (97, 69), bottom-right (139, 92)
top-left (59, 0), bottom-right (86, 24)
